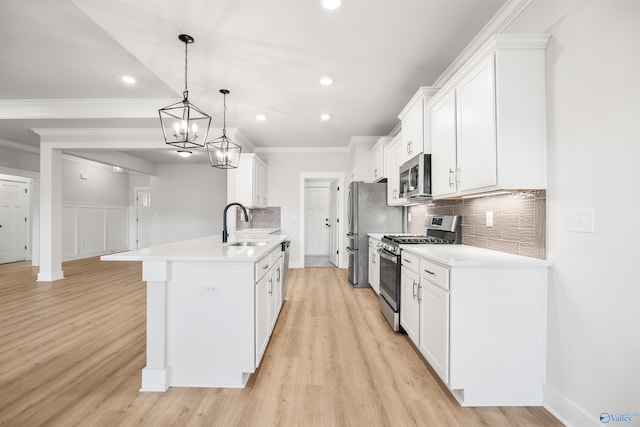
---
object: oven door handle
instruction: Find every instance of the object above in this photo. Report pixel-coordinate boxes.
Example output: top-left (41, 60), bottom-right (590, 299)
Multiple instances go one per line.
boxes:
top-left (378, 249), bottom-right (398, 264)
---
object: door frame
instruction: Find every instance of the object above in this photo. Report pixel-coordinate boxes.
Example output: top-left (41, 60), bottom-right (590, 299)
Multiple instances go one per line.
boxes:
top-left (299, 172), bottom-right (345, 268)
top-left (0, 173), bottom-right (33, 263)
top-left (132, 186), bottom-right (151, 250)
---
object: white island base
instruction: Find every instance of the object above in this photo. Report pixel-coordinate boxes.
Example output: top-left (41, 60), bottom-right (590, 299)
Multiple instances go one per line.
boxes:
top-left (102, 234), bottom-right (287, 392)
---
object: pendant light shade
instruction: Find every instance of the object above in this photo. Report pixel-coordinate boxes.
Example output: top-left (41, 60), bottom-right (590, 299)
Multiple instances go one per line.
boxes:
top-left (207, 89), bottom-right (242, 169)
top-left (158, 34), bottom-right (211, 149)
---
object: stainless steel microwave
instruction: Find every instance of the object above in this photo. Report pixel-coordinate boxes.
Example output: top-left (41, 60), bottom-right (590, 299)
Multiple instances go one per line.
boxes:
top-left (399, 153), bottom-right (432, 200)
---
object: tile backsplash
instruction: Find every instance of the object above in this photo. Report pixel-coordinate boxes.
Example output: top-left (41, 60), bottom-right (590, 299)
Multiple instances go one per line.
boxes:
top-left (407, 191), bottom-right (546, 259)
top-left (236, 207), bottom-right (281, 230)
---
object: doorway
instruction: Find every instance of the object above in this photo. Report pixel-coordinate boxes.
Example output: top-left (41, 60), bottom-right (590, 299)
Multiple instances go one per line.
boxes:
top-left (134, 188), bottom-right (151, 250)
top-left (0, 179), bottom-right (29, 264)
top-left (299, 173), bottom-right (344, 268)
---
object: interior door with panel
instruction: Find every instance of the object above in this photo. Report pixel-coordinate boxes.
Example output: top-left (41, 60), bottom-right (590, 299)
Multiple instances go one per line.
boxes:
top-left (0, 180), bottom-right (28, 264)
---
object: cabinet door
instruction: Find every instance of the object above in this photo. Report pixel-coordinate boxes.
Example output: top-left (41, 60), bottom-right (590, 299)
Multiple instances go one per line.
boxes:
top-left (456, 55), bottom-right (497, 192)
top-left (400, 267), bottom-right (420, 347)
top-left (368, 245), bottom-right (380, 294)
top-left (372, 144), bottom-right (385, 182)
top-left (385, 135), bottom-right (407, 206)
top-left (274, 257), bottom-right (283, 316)
top-left (267, 273), bottom-right (276, 333)
top-left (400, 102), bottom-right (424, 164)
top-left (255, 273), bottom-right (270, 367)
top-left (430, 91), bottom-right (458, 198)
top-left (419, 280), bottom-right (450, 385)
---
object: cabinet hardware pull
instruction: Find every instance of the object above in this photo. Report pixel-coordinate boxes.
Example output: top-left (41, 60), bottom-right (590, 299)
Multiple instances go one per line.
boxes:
top-left (262, 264), bottom-right (269, 269)
top-left (448, 168), bottom-right (455, 187)
top-left (424, 269), bottom-right (435, 275)
top-left (417, 284), bottom-right (422, 302)
top-left (268, 278), bottom-right (273, 295)
top-left (404, 259), bottom-right (411, 263)
top-left (456, 168), bottom-right (461, 185)
top-left (412, 281), bottom-right (417, 299)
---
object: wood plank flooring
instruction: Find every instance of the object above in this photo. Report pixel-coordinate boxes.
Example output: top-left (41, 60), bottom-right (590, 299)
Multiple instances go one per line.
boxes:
top-left (0, 258), bottom-right (562, 426)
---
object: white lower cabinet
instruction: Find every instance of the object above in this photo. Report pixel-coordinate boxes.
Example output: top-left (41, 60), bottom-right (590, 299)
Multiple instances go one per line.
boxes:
top-left (400, 253), bottom-right (420, 346)
top-left (255, 247), bottom-right (283, 367)
top-left (419, 280), bottom-right (449, 384)
top-left (400, 247), bottom-right (548, 406)
top-left (368, 237), bottom-right (381, 294)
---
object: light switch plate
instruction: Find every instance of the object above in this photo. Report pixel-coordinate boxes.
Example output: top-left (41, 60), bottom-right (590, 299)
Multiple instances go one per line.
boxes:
top-left (566, 209), bottom-right (595, 233)
top-left (486, 211), bottom-right (493, 227)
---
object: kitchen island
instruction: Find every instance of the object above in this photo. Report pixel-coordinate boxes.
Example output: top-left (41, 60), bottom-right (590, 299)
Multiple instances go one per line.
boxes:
top-left (101, 233), bottom-right (288, 392)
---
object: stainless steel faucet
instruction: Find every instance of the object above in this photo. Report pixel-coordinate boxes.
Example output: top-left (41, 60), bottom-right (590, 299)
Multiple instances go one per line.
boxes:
top-left (223, 202), bottom-right (249, 242)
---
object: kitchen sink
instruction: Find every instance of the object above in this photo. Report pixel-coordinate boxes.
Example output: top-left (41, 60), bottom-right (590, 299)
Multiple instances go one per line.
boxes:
top-left (227, 241), bottom-right (268, 247)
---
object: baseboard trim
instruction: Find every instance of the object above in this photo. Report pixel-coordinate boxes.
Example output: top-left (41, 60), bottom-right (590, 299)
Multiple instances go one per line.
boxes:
top-left (543, 383), bottom-right (599, 427)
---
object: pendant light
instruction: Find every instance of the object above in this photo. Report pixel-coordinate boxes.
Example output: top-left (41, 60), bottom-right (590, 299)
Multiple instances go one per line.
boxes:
top-left (206, 89), bottom-right (242, 169)
top-left (158, 34), bottom-right (211, 149)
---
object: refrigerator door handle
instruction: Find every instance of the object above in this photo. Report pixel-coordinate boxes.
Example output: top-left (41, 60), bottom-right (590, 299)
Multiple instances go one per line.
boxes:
top-left (346, 247), bottom-right (356, 254)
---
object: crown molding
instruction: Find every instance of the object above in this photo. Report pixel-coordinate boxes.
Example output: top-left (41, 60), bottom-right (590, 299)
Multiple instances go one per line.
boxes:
top-left (0, 138), bottom-right (40, 154)
top-left (398, 86), bottom-right (440, 119)
top-left (0, 98), bottom-right (175, 119)
top-left (254, 146), bottom-right (350, 154)
top-left (32, 128), bottom-right (163, 137)
top-left (433, 0), bottom-right (534, 88)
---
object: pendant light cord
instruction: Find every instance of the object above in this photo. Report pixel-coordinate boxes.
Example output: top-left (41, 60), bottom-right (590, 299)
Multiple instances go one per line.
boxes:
top-left (183, 41), bottom-right (189, 95)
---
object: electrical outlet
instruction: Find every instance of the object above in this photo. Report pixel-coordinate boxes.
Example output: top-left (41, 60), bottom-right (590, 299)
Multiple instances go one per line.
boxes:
top-left (566, 209), bottom-right (595, 233)
top-left (202, 285), bottom-right (221, 295)
top-left (486, 211), bottom-right (493, 227)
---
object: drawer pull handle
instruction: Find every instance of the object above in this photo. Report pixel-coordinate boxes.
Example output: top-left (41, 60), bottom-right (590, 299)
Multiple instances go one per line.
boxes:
top-left (262, 264), bottom-right (269, 269)
top-left (424, 269), bottom-right (435, 275)
top-left (404, 259), bottom-right (412, 264)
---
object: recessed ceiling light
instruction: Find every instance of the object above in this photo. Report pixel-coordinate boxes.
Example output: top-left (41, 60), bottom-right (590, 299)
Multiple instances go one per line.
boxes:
top-left (121, 75), bottom-right (136, 85)
top-left (320, 76), bottom-right (333, 86)
top-left (322, 0), bottom-right (341, 10)
top-left (320, 113), bottom-right (331, 121)
top-left (256, 114), bottom-right (267, 121)
top-left (177, 150), bottom-right (192, 158)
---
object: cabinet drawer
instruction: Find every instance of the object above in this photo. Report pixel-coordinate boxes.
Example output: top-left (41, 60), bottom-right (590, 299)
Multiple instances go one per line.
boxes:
top-left (420, 258), bottom-right (449, 290)
top-left (401, 251), bottom-right (419, 274)
top-left (255, 254), bottom-right (271, 281)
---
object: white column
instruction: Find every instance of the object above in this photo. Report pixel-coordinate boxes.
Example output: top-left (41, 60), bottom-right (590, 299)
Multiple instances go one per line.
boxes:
top-left (37, 145), bottom-right (64, 281)
top-left (140, 261), bottom-right (170, 392)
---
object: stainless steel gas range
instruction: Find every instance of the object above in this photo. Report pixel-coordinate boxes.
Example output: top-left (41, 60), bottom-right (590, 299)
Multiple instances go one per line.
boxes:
top-left (378, 214), bottom-right (462, 331)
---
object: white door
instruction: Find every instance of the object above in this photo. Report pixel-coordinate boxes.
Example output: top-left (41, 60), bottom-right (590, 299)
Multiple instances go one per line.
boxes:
top-left (0, 180), bottom-right (28, 264)
top-left (135, 189), bottom-right (151, 249)
top-left (304, 186), bottom-right (330, 255)
top-left (329, 181), bottom-right (339, 266)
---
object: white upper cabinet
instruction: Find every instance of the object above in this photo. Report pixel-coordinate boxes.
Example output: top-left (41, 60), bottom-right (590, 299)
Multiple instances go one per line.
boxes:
top-left (397, 87), bottom-right (439, 165)
top-left (228, 153), bottom-right (268, 207)
top-left (385, 133), bottom-right (407, 206)
top-left (429, 34), bottom-right (550, 199)
top-left (370, 137), bottom-right (388, 183)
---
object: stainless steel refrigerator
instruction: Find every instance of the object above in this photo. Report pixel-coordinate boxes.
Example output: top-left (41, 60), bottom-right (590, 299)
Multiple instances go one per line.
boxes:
top-left (346, 181), bottom-right (402, 288)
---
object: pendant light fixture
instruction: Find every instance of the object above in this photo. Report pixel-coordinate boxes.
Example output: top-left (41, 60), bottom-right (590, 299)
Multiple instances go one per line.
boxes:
top-left (206, 89), bottom-right (242, 169)
top-left (158, 34), bottom-right (211, 149)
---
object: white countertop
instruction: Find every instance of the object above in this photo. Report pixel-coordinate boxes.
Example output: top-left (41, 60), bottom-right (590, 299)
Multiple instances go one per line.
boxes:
top-left (101, 234), bottom-right (288, 263)
top-left (236, 228), bottom-right (281, 235)
top-left (401, 244), bottom-right (552, 268)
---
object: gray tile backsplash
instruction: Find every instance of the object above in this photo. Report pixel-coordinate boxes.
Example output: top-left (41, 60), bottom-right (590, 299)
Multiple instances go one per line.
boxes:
top-left (407, 191), bottom-right (546, 259)
top-left (236, 207), bottom-right (281, 230)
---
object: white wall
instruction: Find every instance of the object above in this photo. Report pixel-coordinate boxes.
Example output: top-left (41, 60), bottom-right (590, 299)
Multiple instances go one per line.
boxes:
top-left (62, 157), bottom-right (129, 205)
top-left (507, 2), bottom-right (640, 425)
top-left (148, 164), bottom-right (227, 246)
top-left (0, 144), bottom-right (40, 172)
top-left (259, 151), bottom-right (351, 268)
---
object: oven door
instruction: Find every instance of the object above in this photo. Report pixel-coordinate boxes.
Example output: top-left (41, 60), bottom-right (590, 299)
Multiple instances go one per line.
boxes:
top-left (378, 248), bottom-right (400, 312)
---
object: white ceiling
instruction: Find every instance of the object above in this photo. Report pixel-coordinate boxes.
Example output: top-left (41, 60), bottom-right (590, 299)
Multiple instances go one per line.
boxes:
top-left (0, 0), bottom-right (509, 164)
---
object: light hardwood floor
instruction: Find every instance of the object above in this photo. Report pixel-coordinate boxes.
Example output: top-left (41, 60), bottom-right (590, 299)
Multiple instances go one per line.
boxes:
top-left (0, 258), bottom-right (562, 426)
